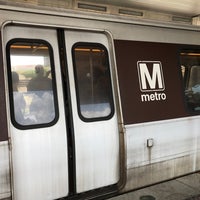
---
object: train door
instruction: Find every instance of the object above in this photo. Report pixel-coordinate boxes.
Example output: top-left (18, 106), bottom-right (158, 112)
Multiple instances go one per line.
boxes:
top-left (3, 25), bottom-right (69, 200)
top-left (3, 24), bottom-right (120, 199)
top-left (64, 30), bottom-right (120, 193)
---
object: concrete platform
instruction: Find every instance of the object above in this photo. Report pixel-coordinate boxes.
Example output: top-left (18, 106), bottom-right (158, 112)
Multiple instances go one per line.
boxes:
top-left (109, 172), bottom-right (200, 200)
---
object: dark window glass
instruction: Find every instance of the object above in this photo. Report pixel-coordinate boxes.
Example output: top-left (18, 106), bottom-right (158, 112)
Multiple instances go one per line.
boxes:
top-left (180, 50), bottom-right (200, 112)
top-left (7, 40), bottom-right (58, 128)
top-left (72, 43), bottom-right (114, 121)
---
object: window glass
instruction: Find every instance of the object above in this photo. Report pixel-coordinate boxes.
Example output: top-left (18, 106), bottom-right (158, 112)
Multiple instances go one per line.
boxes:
top-left (180, 50), bottom-right (200, 112)
top-left (8, 40), bottom-right (57, 127)
top-left (73, 43), bottom-right (114, 120)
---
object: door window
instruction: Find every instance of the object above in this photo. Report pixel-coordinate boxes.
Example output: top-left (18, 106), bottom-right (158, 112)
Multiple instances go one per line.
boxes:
top-left (7, 39), bottom-right (58, 128)
top-left (72, 43), bottom-right (114, 121)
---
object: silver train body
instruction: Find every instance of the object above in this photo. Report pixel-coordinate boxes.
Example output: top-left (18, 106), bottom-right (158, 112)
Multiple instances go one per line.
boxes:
top-left (0, 3), bottom-right (200, 200)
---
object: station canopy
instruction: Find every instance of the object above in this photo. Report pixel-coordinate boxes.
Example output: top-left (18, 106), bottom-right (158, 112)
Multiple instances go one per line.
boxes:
top-left (1, 0), bottom-right (200, 25)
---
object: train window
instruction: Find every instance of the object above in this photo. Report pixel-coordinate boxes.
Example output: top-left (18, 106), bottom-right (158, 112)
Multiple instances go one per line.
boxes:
top-left (7, 39), bottom-right (58, 128)
top-left (72, 43), bottom-right (114, 121)
top-left (180, 50), bottom-right (200, 112)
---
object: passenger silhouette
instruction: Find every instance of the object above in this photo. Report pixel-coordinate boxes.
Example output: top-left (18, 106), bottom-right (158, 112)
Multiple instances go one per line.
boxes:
top-left (27, 65), bottom-right (55, 124)
top-left (27, 64), bottom-right (52, 91)
top-left (12, 71), bottom-right (26, 124)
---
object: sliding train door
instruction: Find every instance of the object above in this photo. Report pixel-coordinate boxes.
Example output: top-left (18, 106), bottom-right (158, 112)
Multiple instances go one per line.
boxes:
top-left (3, 24), bottom-right (120, 199)
top-left (64, 30), bottom-right (120, 193)
top-left (3, 25), bottom-right (69, 200)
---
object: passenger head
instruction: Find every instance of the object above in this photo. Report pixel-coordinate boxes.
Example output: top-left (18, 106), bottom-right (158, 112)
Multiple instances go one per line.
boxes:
top-left (35, 65), bottom-right (44, 77)
top-left (12, 71), bottom-right (19, 91)
top-left (12, 71), bottom-right (19, 83)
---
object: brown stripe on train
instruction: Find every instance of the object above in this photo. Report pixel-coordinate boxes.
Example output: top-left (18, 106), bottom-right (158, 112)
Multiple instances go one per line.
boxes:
top-left (114, 39), bottom-right (189, 125)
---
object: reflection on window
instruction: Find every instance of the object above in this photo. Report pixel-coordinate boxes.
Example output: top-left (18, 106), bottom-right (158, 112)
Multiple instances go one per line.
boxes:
top-left (73, 43), bottom-right (114, 120)
top-left (180, 51), bottom-right (200, 112)
top-left (8, 41), bottom-right (57, 127)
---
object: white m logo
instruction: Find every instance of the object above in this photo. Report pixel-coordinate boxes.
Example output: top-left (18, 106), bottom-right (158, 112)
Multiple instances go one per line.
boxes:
top-left (137, 61), bottom-right (165, 92)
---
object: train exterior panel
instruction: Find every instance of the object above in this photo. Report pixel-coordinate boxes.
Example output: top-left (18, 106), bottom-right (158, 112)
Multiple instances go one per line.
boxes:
top-left (0, 3), bottom-right (200, 199)
top-left (114, 40), bottom-right (200, 191)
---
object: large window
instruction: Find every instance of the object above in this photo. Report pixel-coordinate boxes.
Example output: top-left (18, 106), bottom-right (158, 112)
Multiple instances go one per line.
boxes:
top-left (180, 50), bottom-right (200, 112)
top-left (7, 39), bottom-right (58, 128)
top-left (72, 43), bottom-right (114, 121)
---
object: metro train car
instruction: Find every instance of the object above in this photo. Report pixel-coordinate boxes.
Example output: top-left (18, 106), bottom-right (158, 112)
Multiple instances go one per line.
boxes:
top-left (1, 2), bottom-right (200, 200)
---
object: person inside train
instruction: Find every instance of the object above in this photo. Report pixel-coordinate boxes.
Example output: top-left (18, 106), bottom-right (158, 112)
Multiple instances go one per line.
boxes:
top-left (12, 71), bottom-right (27, 124)
top-left (27, 65), bottom-right (55, 124)
top-left (27, 64), bottom-right (52, 92)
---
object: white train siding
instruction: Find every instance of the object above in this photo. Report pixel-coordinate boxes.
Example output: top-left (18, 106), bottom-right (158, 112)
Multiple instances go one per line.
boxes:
top-left (123, 116), bottom-right (200, 191)
top-left (0, 142), bottom-right (11, 199)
